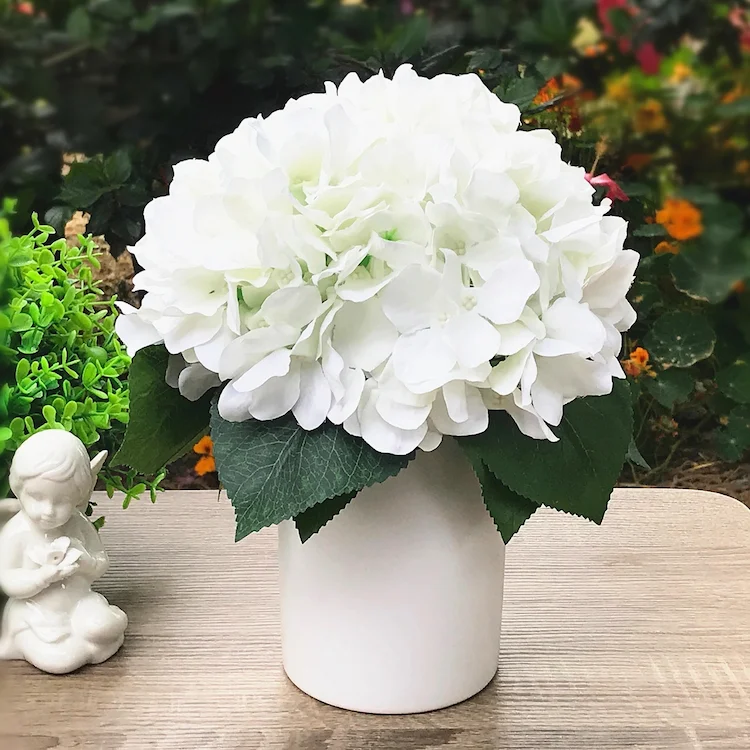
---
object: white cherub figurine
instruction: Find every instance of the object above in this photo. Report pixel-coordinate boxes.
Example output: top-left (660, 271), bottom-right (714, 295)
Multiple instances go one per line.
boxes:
top-left (0, 430), bottom-right (127, 674)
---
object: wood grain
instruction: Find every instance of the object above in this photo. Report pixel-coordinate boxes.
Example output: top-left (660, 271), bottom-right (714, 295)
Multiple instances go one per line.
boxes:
top-left (2, 488), bottom-right (750, 750)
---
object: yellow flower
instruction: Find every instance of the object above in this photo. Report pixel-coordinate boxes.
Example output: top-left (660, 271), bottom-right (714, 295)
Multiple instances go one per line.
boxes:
top-left (572, 17), bottom-right (602, 55)
top-left (736, 160), bottom-right (750, 175)
top-left (669, 62), bottom-right (692, 84)
top-left (606, 75), bottom-right (633, 104)
top-left (655, 198), bottom-right (703, 241)
top-left (633, 99), bottom-right (667, 133)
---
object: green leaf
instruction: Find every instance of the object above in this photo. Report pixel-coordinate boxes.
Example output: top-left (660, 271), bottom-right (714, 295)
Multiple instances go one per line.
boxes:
top-left (633, 224), bottom-right (667, 237)
top-left (675, 186), bottom-right (721, 206)
top-left (104, 151), bottom-right (132, 185)
top-left (294, 492), bottom-right (356, 543)
top-left (626, 437), bottom-right (651, 470)
top-left (644, 312), bottom-right (716, 368)
top-left (727, 404), bottom-right (750, 443)
top-left (629, 280), bottom-right (661, 320)
top-left (66, 7), bottom-right (92, 39)
top-left (701, 202), bottom-right (744, 244)
top-left (390, 14), bottom-right (430, 58)
top-left (210, 408), bottom-right (414, 542)
top-left (18, 329), bottom-right (43, 354)
top-left (715, 405), bottom-right (750, 462)
top-left (716, 98), bottom-right (750, 118)
top-left (644, 370), bottom-right (695, 409)
top-left (11, 312), bottom-right (33, 332)
top-left (59, 167), bottom-right (109, 208)
top-left (717, 357), bottom-right (750, 404)
top-left (467, 456), bottom-right (539, 543)
top-left (671, 238), bottom-right (750, 304)
top-left (459, 381), bottom-right (632, 524)
top-left (494, 75), bottom-right (543, 111)
top-left (112, 346), bottom-right (213, 474)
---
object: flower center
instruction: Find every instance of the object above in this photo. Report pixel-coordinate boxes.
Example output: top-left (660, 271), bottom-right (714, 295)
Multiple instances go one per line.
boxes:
top-left (463, 294), bottom-right (477, 311)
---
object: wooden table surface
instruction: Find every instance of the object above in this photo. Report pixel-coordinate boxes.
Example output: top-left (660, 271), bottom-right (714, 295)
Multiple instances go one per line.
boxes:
top-left (2, 488), bottom-right (750, 750)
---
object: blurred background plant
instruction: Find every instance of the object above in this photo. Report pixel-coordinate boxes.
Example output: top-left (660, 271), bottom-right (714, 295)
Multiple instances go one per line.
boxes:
top-left (0, 201), bottom-right (163, 518)
top-left (1, 0), bottom-right (749, 496)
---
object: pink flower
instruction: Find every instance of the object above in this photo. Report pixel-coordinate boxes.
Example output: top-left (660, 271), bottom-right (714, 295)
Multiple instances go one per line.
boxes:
top-left (729, 6), bottom-right (750, 51)
top-left (585, 173), bottom-right (629, 202)
top-left (635, 42), bottom-right (661, 75)
top-left (400, 0), bottom-right (415, 15)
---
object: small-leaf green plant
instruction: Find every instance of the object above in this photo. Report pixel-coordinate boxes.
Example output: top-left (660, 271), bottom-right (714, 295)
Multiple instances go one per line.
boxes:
top-left (0, 202), bottom-right (163, 522)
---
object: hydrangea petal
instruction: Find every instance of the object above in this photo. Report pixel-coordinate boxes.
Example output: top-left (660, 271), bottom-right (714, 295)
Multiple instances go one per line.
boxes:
top-left (476, 258), bottom-right (540, 325)
top-left (292, 361), bottom-right (332, 430)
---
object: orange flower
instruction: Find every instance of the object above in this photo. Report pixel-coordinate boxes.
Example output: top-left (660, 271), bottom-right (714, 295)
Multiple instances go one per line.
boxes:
top-left (633, 99), bottom-right (667, 133)
top-left (722, 84), bottom-right (746, 104)
top-left (533, 76), bottom-right (585, 131)
top-left (623, 153), bottom-right (652, 172)
top-left (732, 280), bottom-right (747, 294)
top-left (736, 159), bottom-right (750, 175)
top-left (534, 78), bottom-right (562, 105)
top-left (655, 198), bottom-right (703, 241)
top-left (584, 42), bottom-right (608, 57)
top-left (654, 240), bottom-right (680, 255)
top-left (622, 347), bottom-right (654, 378)
top-left (193, 435), bottom-right (216, 476)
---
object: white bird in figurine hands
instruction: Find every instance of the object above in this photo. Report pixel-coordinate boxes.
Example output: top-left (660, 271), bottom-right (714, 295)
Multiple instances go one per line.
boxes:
top-left (0, 430), bottom-right (127, 674)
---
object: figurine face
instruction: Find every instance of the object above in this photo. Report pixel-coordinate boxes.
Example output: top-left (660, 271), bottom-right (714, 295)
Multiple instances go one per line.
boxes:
top-left (19, 477), bottom-right (79, 531)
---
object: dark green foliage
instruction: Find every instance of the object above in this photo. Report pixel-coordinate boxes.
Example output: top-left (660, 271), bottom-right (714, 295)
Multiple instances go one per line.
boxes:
top-left (294, 492), bottom-right (356, 543)
top-left (112, 345), bottom-right (214, 475)
top-left (0, 0), bottom-right (534, 251)
top-left (210, 405), bottom-right (414, 542)
top-left (460, 382), bottom-right (633, 529)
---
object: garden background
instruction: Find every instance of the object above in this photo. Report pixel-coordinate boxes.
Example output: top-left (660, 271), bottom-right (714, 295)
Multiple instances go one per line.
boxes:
top-left (1, 0), bottom-right (749, 506)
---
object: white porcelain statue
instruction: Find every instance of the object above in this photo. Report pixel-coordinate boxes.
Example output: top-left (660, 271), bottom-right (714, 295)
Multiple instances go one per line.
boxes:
top-left (0, 430), bottom-right (127, 673)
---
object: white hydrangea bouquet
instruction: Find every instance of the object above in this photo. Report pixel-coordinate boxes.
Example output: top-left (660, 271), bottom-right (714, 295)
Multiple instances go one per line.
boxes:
top-left (114, 65), bottom-right (637, 545)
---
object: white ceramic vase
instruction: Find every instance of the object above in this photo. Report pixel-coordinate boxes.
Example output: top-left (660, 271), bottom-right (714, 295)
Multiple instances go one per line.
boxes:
top-left (278, 439), bottom-right (506, 714)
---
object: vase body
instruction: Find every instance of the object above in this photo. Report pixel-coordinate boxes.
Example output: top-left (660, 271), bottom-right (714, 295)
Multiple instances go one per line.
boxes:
top-left (278, 439), bottom-right (505, 714)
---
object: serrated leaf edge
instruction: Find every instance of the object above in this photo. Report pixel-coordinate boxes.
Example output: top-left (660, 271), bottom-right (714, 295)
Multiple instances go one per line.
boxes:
top-left (294, 492), bottom-right (356, 543)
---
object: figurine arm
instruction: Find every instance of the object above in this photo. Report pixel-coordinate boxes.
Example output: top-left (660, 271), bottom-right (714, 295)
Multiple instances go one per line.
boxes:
top-left (72, 516), bottom-right (109, 580)
top-left (0, 533), bottom-right (56, 599)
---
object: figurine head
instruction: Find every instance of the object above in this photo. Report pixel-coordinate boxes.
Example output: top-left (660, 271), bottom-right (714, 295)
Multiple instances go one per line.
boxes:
top-left (9, 431), bottom-right (107, 531)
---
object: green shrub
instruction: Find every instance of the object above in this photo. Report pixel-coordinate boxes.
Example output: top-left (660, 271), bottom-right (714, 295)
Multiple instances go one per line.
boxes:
top-left (0, 202), bottom-right (162, 512)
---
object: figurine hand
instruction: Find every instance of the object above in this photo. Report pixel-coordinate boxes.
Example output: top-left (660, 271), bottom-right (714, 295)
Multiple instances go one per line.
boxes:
top-left (38, 563), bottom-right (78, 586)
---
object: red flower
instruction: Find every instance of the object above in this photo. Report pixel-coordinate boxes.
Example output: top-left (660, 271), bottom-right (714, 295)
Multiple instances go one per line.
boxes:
top-left (585, 173), bottom-right (629, 202)
top-left (15, 1), bottom-right (34, 14)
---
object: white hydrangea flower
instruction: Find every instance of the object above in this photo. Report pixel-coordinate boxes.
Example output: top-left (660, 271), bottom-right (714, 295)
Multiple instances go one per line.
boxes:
top-left (116, 65), bottom-right (638, 455)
